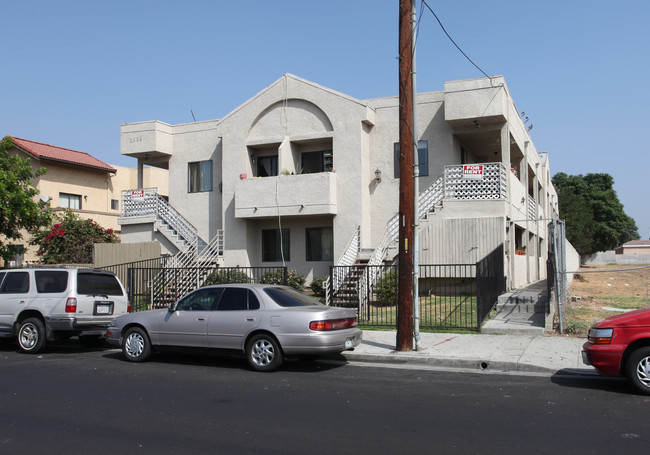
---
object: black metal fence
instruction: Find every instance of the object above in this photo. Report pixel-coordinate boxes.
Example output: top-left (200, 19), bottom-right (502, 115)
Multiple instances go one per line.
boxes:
top-left (329, 256), bottom-right (504, 331)
top-left (98, 260), bottom-right (287, 312)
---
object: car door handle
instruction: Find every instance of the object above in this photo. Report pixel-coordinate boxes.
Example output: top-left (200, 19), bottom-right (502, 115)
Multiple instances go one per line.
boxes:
top-left (197, 317), bottom-right (205, 321)
top-left (246, 318), bottom-right (255, 322)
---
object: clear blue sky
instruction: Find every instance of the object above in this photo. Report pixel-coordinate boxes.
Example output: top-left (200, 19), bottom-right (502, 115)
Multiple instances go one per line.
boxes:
top-left (2, 1), bottom-right (648, 240)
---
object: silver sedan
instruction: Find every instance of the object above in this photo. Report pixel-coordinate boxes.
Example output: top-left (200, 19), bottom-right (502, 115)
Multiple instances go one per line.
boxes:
top-left (107, 284), bottom-right (362, 372)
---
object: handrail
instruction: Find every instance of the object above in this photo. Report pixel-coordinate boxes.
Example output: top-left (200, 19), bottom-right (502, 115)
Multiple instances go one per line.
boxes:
top-left (325, 226), bottom-right (359, 305)
top-left (121, 188), bottom-right (198, 246)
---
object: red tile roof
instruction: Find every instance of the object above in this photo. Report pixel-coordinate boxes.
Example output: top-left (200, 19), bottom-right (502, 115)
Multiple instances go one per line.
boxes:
top-left (7, 136), bottom-right (116, 173)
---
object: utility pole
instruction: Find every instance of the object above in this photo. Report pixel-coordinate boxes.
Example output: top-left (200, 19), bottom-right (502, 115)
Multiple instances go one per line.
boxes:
top-left (397, 0), bottom-right (414, 351)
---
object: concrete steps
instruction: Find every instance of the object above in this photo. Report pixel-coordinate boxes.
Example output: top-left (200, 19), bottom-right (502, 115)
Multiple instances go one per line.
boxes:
top-left (482, 280), bottom-right (549, 336)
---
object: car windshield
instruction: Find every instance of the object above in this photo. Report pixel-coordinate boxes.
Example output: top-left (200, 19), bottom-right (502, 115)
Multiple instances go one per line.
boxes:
top-left (263, 287), bottom-right (324, 308)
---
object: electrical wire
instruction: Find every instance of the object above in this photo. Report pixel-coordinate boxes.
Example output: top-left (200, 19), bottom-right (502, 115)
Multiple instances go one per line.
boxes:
top-left (420, 0), bottom-right (491, 80)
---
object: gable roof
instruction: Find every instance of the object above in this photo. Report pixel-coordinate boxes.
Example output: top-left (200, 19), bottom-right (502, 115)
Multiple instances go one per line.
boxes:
top-left (8, 136), bottom-right (116, 173)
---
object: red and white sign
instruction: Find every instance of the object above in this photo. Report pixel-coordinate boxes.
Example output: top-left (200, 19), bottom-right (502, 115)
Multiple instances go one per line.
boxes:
top-left (463, 164), bottom-right (484, 180)
top-left (130, 189), bottom-right (145, 201)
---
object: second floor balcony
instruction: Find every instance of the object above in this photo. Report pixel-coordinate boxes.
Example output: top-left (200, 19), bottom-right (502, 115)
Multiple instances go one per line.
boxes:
top-left (235, 171), bottom-right (337, 219)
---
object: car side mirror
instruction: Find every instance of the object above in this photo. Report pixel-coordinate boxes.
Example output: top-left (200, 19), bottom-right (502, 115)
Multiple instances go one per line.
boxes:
top-left (168, 302), bottom-right (177, 312)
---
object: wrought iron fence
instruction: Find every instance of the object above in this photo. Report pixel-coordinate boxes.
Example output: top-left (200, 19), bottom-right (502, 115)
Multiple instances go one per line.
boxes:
top-left (125, 266), bottom-right (288, 311)
top-left (329, 261), bottom-right (503, 331)
top-left (98, 259), bottom-right (287, 312)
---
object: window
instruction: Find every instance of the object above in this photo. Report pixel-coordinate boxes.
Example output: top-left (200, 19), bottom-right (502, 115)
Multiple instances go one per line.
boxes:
top-left (302, 151), bottom-right (333, 174)
top-left (188, 160), bottom-right (213, 193)
top-left (177, 288), bottom-right (223, 311)
top-left (0, 272), bottom-right (29, 294)
top-left (262, 229), bottom-right (290, 262)
top-left (35, 271), bottom-right (68, 293)
top-left (264, 286), bottom-right (325, 307)
top-left (111, 199), bottom-right (119, 210)
top-left (59, 193), bottom-right (82, 209)
top-left (77, 272), bottom-right (124, 296)
top-left (306, 227), bottom-right (333, 261)
top-left (393, 140), bottom-right (429, 178)
top-left (216, 288), bottom-right (260, 311)
top-left (257, 155), bottom-right (278, 177)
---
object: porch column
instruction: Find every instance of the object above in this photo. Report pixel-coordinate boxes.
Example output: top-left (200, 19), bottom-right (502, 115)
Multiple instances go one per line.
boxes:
top-left (533, 162), bottom-right (540, 280)
top-left (501, 124), bottom-right (513, 288)
top-left (522, 144), bottom-right (530, 284)
top-left (137, 158), bottom-right (144, 189)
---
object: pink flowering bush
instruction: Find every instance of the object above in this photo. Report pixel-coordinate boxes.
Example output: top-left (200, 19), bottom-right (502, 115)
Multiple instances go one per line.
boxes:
top-left (32, 211), bottom-right (118, 264)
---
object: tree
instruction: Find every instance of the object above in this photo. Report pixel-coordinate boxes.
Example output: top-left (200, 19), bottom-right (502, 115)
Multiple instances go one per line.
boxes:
top-left (552, 172), bottom-right (639, 255)
top-left (0, 136), bottom-right (51, 263)
top-left (31, 211), bottom-right (118, 264)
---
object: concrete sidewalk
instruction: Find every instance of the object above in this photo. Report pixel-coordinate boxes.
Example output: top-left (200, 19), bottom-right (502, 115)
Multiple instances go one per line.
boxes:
top-left (341, 330), bottom-right (596, 376)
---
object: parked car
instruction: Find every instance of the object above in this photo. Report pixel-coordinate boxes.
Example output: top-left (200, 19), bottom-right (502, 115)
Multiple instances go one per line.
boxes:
top-left (107, 284), bottom-right (362, 372)
top-left (582, 307), bottom-right (650, 394)
top-left (0, 268), bottom-right (130, 353)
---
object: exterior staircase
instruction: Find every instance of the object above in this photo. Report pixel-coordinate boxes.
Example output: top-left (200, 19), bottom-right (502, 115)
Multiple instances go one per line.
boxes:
top-left (481, 279), bottom-right (548, 335)
top-left (327, 175), bottom-right (444, 305)
top-left (121, 188), bottom-right (224, 306)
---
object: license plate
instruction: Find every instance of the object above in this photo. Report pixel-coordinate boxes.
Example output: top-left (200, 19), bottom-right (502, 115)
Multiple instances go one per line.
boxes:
top-left (96, 305), bottom-right (111, 314)
top-left (95, 301), bottom-right (113, 315)
top-left (345, 337), bottom-right (355, 349)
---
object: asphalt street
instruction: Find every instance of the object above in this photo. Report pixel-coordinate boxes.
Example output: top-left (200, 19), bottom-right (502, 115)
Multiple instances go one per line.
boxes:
top-left (0, 340), bottom-right (648, 454)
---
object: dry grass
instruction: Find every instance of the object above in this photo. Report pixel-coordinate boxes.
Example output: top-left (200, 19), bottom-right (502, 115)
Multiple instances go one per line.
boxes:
top-left (565, 264), bottom-right (650, 335)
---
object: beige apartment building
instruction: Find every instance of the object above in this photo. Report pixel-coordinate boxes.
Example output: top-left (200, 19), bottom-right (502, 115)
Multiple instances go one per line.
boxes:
top-left (117, 74), bottom-right (559, 292)
top-left (3, 137), bottom-right (168, 266)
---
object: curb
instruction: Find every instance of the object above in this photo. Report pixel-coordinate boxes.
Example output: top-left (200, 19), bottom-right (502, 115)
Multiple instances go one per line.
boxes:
top-left (341, 351), bottom-right (595, 376)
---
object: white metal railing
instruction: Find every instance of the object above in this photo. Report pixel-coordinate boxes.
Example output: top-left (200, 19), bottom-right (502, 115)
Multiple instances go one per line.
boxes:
top-left (357, 174), bottom-right (445, 305)
top-left (527, 194), bottom-right (537, 220)
top-left (149, 229), bottom-right (224, 306)
top-left (325, 227), bottom-right (359, 305)
top-left (444, 162), bottom-right (507, 200)
top-left (122, 188), bottom-right (225, 306)
top-left (122, 188), bottom-right (198, 247)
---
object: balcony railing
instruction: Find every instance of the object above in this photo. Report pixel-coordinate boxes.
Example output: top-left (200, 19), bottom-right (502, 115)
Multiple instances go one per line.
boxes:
top-left (121, 188), bottom-right (197, 246)
top-left (444, 162), bottom-right (507, 200)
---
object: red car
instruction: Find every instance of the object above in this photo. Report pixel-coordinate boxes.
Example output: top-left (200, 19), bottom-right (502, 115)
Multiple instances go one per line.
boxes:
top-left (582, 307), bottom-right (650, 394)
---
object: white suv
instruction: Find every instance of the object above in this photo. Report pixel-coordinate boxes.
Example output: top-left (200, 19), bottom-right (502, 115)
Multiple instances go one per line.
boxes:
top-left (0, 268), bottom-right (130, 353)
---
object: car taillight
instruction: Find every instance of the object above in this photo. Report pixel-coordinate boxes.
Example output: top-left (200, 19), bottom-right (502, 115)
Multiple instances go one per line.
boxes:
top-left (310, 318), bottom-right (357, 331)
top-left (588, 328), bottom-right (613, 344)
top-left (127, 303), bottom-right (131, 313)
top-left (65, 297), bottom-right (77, 313)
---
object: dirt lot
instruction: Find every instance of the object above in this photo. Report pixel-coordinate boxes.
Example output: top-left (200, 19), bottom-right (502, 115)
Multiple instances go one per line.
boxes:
top-left (565, 264), bottom-right (650, 335)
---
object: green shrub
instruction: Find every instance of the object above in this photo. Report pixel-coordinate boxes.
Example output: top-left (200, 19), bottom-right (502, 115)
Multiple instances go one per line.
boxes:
top-left (203, 269), bottom-right (251, 285)
top-left (310, 276), bottom-right (328, 298)
top-left (374, 270), bottom-right (397, 306)
top-left (260, 269), bottom-right (305, 291)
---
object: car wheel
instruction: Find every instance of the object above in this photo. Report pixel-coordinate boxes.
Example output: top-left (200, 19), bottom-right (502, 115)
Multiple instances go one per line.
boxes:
top-left (625, 347), bottom-right (650, 395)
top-left (17, 318), bottom-right (46, 354)
top-left (246, 334), bottom-right (283, 372)
top-left (79, 335), bottom-right (104, 348)
top-left (122, 327), bottom-right (152, 362)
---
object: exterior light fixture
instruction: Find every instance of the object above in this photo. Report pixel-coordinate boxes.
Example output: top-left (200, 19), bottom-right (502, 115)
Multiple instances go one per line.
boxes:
top-left (375, 168), bottom-right (382, 183)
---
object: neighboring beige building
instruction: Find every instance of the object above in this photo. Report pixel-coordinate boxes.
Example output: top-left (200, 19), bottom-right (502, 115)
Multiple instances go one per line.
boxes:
top-left (118, 74), bottom-right (559, 290)
top-left (615, 240), bottom-right (650, 255)
top-left (3, 137), bottom-right (168, 265)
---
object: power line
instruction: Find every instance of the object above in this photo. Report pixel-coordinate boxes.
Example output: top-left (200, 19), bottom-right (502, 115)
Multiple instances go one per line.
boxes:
top-left (420, 0), bottom-right (491, 79)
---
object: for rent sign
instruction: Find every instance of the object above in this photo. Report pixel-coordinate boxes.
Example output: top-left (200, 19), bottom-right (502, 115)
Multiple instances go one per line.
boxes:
top-left (463, 164), bottom-right (484, 180)
top-left (130, 189), bottom-right (145, 201)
